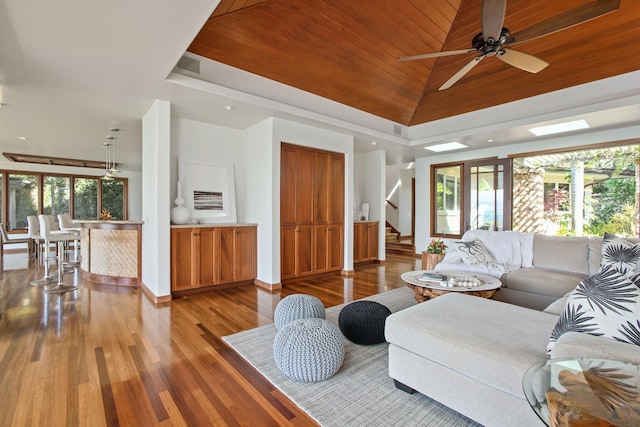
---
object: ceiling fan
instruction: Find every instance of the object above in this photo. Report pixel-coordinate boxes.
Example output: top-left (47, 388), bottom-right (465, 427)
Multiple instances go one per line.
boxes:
top-left (400, 0), bottom-right (620, 90)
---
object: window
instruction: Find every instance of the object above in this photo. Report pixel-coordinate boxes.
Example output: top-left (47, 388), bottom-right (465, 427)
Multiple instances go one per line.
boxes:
top-left (74, 178), bottom-right (98, 220)
top-left (7, 173), bottom-right (38, 229)
top-left (431, 163), bottom-right (462, 237)
top-left (512, 143), bottom-right (639, 237)
top-left (431, 158), bottom-right (512, 238)
top-left (0, 170), bottom-right (128, 230)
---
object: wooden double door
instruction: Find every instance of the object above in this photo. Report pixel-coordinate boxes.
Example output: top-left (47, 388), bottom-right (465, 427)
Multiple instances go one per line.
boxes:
top-left (281, 143), bottom-right (344, 280)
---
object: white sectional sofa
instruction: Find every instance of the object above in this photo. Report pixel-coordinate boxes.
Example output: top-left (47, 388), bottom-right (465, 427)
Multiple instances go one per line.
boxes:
top-left (385, 230), bottom-right (640, 426)
top-left (434, 230), bottom-right (621, 310)
top-left (385, 293), bottom-right (640, 427)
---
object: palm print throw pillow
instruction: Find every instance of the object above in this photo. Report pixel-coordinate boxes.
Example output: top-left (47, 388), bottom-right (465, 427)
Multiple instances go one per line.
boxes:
top-left (601, 232), bottom-right (640, 275)
top-left (547, 265), bottom-right (640, 353)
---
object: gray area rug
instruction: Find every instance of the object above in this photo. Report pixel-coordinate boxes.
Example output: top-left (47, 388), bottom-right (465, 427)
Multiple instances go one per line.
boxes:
top-left (223, 287), bottom-right (481, 426)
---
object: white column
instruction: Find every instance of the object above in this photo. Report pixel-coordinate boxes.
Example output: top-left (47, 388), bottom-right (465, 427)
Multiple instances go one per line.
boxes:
top-left (141, 100), bottom-right (172, 298)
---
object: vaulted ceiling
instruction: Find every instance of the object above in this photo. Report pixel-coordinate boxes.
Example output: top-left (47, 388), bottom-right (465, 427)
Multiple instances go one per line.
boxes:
top-left (188, 0), bottom-right (640, 126)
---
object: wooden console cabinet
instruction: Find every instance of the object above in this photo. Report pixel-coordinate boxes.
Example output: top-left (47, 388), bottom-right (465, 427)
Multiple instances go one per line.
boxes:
top-left (354, 221), bottom-right (378, 263)
top-left (171, 224), bottom-right (256, 293)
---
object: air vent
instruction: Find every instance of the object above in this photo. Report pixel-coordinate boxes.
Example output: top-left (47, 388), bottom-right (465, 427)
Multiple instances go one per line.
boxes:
top-left (393, 124), bottom-right (402, 135)
top-left (175, 56), bottom-right (200, 74)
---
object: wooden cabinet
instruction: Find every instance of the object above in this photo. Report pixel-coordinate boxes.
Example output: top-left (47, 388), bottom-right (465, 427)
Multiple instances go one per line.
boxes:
top-left (217, 226), bottom-right (257, 284)
top-left (171, 225), bottom-right (256, 293)
top-left (281, 143), bottom-right (344, 280)
top-left (354, 221), bottom-right (379, 263)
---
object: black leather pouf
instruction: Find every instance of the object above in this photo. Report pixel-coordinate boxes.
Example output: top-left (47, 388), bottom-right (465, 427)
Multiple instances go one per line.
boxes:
top-left (338, 300), bottom-right (392, 345)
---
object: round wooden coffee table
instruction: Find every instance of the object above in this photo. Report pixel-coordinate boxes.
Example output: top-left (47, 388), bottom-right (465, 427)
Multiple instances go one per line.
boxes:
top-left (401, 270), bottom-right (502, 303)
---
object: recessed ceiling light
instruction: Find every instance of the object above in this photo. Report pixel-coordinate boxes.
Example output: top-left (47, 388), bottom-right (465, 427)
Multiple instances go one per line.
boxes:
top-left (528, 119), bottom-right (589, 136)
top-left (371, 141), bottom-right (377, 146)
top-left (487, 139), bottom-right (494, 143)
top-left (18, 136), bottom-right (28, 140)
top-left (424, 142), bottom-right (468, 152)
top-left (224, 105), bottom-right (233, 111)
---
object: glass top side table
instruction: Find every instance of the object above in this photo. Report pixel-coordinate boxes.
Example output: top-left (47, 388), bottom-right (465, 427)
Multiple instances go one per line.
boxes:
top-left (522, 358), bottom-right (640, 427)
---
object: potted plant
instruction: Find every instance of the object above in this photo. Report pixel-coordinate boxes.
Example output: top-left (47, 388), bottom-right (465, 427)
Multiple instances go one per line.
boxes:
top-left (422, 238), bottom-right (447, 270)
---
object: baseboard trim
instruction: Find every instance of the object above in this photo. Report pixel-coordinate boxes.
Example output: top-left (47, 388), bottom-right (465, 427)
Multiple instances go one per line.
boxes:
top-left (140, 281), bottom-right (172, 304)
top-left (254, 279), bottom-right (282, 291)
top-left (341, 269), bottom-right (355, 277)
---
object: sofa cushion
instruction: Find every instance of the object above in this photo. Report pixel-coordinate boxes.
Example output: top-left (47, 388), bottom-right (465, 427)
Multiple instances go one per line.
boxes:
top-left (601, 232), bottom-right (640, 275)
top-left (385, 293), bottom-right (558, 398)
top-left (533, 235), bottom-right (589, 274)
top-left (550, 332), bottom-right (640, 365)
top-left (452, 239), bottom-right (496, 265)
top-left (502, 267), bottom-right (586, 299)
top-left (547, 266), bottom-right (640, 353)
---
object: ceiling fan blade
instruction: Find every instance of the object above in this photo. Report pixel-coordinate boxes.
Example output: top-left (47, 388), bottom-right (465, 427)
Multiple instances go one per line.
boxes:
top-left (497, 48), bottom-right (549, 73)
top-left (399, 50), bottom-right (474, 61)
top-left (481, 0), bottom-right (507, 41)
top-left (439, 56), bottom-right (485, 90)
top-left (511, 0), bottom-right (620, 45)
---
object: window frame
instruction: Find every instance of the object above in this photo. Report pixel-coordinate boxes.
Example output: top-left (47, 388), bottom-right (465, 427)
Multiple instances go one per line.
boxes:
top-left (0, 169), bottom-right (128, 231)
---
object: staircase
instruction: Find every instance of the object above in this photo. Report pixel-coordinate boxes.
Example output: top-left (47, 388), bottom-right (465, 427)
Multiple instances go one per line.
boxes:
top-left (385, 226), bottom-right (399, 241)
top-left (385, 223), bottom-right (415, 259)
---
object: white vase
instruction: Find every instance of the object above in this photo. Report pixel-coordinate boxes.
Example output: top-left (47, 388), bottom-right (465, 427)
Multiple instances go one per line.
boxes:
top-left (171, 181), bottom-right (190, 225)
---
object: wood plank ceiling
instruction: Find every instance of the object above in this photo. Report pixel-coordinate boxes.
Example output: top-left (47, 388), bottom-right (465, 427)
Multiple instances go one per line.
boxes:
top-left (188, 0), bottom-right (640, 126)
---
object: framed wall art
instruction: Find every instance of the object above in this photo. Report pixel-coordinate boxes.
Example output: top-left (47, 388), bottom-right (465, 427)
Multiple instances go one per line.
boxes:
top-left (179, 158), bottom-right (237, 223)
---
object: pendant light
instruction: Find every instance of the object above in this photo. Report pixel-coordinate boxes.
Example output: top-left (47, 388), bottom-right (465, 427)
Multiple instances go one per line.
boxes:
top-left (101, 127), bottom-right (119, 180)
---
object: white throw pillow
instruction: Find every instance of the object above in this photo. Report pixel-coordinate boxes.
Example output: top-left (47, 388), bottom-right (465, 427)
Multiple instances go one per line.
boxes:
top-left (601, 232), bottom-right (640, 275)
top-left (547, 265), bottom-right (640, 353)
top-left (453, 239), bottom-right (496, 265)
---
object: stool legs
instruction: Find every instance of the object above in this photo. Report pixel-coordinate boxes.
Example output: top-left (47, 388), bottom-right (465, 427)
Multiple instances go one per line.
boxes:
top-left (43, 241), bottom-right (78, 294)
top-left (30, 239), bottom-right (57, 285)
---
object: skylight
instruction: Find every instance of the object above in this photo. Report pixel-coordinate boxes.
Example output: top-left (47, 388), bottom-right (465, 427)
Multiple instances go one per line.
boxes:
top-left (528, 119), bottom-right (590, 136)
top-left (424, 142), bottom-right (467, 152)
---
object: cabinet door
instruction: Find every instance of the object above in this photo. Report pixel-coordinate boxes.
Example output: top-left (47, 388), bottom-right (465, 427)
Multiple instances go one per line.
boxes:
top-left (313, 225), bottom-right (329, 273)
top-left (234, 227), bottom-right (256, 281)
top-left (281, 226), bottom-right (297, 279)
top-left (353, 222), bottom-right (367, 263)
top-left (328, 154), bottom-right (344, 224)
top-left (296, 225), bottom-right (313, 276)
top-left (171, 228), bottom-right (196, 291)
top-left (197, 228), bottom-right (216, 287)
top-left (327, 224), bottom-right (343, 271)
top-left (217, 227), bottom-right (235, 284)
top-left (367, 222), bottom-right (379, 260)
top-left (313, 153), bottom-right (329, 224)
top-left (281, 146), bottom-right (298, 225)
top-left (296, 151), bottom-right (314, 225)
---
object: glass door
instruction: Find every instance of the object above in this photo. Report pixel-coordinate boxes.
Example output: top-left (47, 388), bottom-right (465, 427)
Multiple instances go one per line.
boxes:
top-left (464, 158), bottom-right (511, 232)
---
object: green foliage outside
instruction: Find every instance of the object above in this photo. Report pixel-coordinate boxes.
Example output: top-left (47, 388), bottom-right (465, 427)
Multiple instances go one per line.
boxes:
top-left (3, 173), bottom-right (125, 229)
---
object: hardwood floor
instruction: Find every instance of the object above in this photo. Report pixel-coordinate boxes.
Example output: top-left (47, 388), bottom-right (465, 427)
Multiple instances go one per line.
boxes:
top-left (0, 253), bottom-right (420, 427)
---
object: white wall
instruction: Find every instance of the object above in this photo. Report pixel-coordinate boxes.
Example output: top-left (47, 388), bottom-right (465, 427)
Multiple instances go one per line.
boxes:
top-left (398, 167), bottom-right (415, 237)
top-left (414, 124), bottom-right (640, 255)
top-left (354, 150), bottom-right (386, 260)
top-left (244, 118), bottom-right (278, 284)
top-left (141, 99), bottom-right (171, 297)
top-left (171, 118), bottom-right (247, 220)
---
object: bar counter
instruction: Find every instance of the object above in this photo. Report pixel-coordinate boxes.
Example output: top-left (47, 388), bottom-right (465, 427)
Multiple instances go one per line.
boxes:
top-left (77, 220), bottom-right (143, 287)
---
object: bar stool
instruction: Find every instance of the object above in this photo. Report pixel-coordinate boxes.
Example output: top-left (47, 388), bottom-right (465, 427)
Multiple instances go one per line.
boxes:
top-left (29, 216), bottom-right (57, 285)
top-left (38, 215), bottom-right (78, 294)
top-left (57, 214), bottom-right (81, 264)
top-left (1, 222), bottom-right (31, 259)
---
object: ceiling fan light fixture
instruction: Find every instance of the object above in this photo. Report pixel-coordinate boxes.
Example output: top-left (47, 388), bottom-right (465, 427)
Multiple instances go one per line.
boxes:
top-left (424, 142), bottom-right (468, 152)
top-left (528, 119), bottom-right (590, 136)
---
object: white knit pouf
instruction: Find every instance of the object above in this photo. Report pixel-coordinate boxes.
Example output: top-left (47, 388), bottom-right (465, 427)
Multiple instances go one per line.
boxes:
top-left (274, 294), bottom-right (326, 330)
top-left (273, 318), bottom-right (345, 382)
